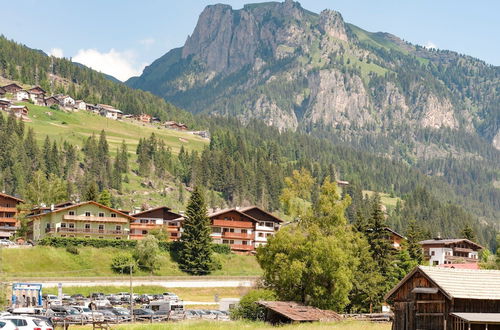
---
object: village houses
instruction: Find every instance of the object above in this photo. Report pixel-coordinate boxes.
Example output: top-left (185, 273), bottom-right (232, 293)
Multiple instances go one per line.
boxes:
top-left (27, 86), bottom-right (46, 105)
top-left (419, 237), bottom-right (482, 267)
top-left (1, 83), bottom-right (23, 93)
top-left (27, 201), bottom-right (135, 241)
top-left (14, 89), bottom-right (30, 102)
top-left (130, 206), bottom-right (183, 240)
top-left (0, 192), bottom-right (24, 240)
top-left (98, 104), bottom-right (123, 120)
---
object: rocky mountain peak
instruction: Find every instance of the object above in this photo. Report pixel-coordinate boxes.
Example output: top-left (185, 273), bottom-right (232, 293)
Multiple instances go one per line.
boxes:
top-left (319, 9), bottom-right (348, 41)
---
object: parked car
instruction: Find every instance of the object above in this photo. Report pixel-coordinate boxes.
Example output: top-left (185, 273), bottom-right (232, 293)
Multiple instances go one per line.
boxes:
top-left (0, 319), bottom-right (18, 330)
top-left (70, 306), bottom-right (104, 322)
top-left (47, 306), bottom-right (84, 323)
top-left (97, 309), bottom-right (117, 322)
top-left (71, 294), bottom-right (85, 300)
top-left (0, 239), bottom-right (15, 246)
top-left (108, 308), bottom-right (130, 321)
top-left (152, 294), bottom-right (163, 301)
top-left (106, 296), bottom-right (121, 305)
top-left (90, 293), bottom-right (104, 299)
top-left (133, 308), bottom-right (155, 317)
top-left (135, 294), bottom-right (149, 304)
top-left (162, 292), bottom-right (179, 300)
top-left (0, 315), bottom-right (51, 329)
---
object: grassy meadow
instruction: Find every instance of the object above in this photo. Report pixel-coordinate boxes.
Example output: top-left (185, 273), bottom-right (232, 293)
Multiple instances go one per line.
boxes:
top-left (0, 246), bottom-right (261, 278)
top-left (70, 320), bottom-right (391, 330)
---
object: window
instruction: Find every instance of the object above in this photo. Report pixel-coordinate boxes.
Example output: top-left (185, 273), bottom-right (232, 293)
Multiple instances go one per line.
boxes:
top-left (265, 222), bottom-right (273, 227)
top-left (85, 236), bottom-right (90, 239)
top-left (69, 211), bottom-right (75, 216)
top-left (61, 223), bottom-right (67, 228)
top-left (116, 237), bottom-right (121, 240)
top-left (258, 233), bottom-right (264, 237)
top-left (116, 225), bottom-right (121, 231)
top-left (98, 236), bottom-right (104, 239)
top-left (241, 229), bottom-right (247, 234)
top-left (150, 219), bottom-right (156, 224)
top-left (229, 228), bottom-right (235, 233)
top-left (85, 212), bottom-right (91, 217)
top-left (242, 241), bottom-right (248, 245)
top-left (85, 224), bottom-right (91, 229)
top-left (69, 223), bottom-right (75, 229)
top-left (46, 223), bottom-right (51, 229)
top-left (229, 240), bottom-right (234, 244)
top-left (98, 225), bottom-right (104, 231)
top-left (171, 233), bottom-right (178, 237)
top-left (212, 227), bottom-right (221, 233)
top-left (98, 212), bottom-right (105, 217)
top-left (222, 240), bottom-right (229, 244)
top-left (110, 213), bottom-right (117, 218)
top-left (140, 219), bottom-right (148, 223)
top-left (259, 222), bottom-right (264, 226)
top-left (142, 230), bottom-right (148, 235)
top-left (266, 233), bottom-right (272, 237)
top-left (431, 251), bottom-right (435, 256)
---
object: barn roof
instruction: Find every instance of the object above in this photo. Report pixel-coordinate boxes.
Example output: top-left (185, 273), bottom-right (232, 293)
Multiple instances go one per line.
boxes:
top-left (386, 266), bottom-right (500, 301)
top-left (451, 313), bottom-right (500, 324)
top-left (418, 238), bottom-right (483, 250)
top-left (257, 301), bottom-right (341, 322)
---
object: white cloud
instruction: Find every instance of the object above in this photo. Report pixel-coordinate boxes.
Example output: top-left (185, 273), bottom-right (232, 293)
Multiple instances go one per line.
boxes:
top-left (139, 38), bottom-right (155, 46)
top-left (72, 49), bottom-right (144, 81)
top-left (49, 48), bottom-right (64, 58)
top-left (424, 41), bottom-right (438, 50)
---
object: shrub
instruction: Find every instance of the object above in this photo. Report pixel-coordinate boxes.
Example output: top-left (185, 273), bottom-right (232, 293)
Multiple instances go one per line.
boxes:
top-left (111, 254), bottom-right (137, 274)
top-left (212, 243), bottom-right (231, 254)
top-left (65, 245), bottom-right (79, 255)
top-left (230, 289), bottom-right (276, 321)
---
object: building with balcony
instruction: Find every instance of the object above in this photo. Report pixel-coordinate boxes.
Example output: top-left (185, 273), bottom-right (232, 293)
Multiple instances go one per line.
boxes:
top-left (27, 201), bottom-right (135, 241)
top-left (239, 206), bottom-right (283, 248)
top-left (0, 192), bottom-right (24, 239)
top-left (130, 206), bottom-right (183, 240)
top-left (208, 206), bottom-right (283, 252)
top-left (419, 238), bottom-right (483, 266)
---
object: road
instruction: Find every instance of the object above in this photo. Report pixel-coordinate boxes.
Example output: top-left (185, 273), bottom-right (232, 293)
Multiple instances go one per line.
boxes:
top-left (28, 277), bottom-right (258, 288)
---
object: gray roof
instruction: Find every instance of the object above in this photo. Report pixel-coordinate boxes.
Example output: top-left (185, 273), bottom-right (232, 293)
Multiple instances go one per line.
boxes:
top-left (386, 266), bottom-right (500, 301)
top-left (418, 238), bottom-right (483, 249)
top-left (451, 313), bottom-right (500, 324)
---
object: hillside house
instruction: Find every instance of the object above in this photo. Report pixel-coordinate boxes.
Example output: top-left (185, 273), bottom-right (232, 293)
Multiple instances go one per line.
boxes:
top-left (385, 227), bottom-right (406, 250)
top-left (165, 121), bottom-right (188, 131)
top-left (75, 100), bottom-right (86, 110)
top-left (209, 208), bottom-right (258, 252)
top-left (0, 99), bottom-right (11, 110)
top-left (27, 86), bottom-right (46, 105)
top-left (0, 192), bottom-right (24, 239)
top-left (419, 238), bottom-right (482, 266)
top-left (86, 103), bottom-right (99, 113)
top-left (98, 104), bottom-right (123, 119)
top-left (385, 266), bottom-right (500, 330)
top-left (0, 87), bottom-right (6, 97)
top-left (137, 113), bottom-right (151, 123)
top-left (44, 96), bottom-right (60, 107)
top-left (240, 206), bottom-right (283, 248)
top-left (9, 105), bottom-right (29, 121)
top-left (27, 201), bottom-right (134, 241)
top-left (56, 95), bottom-right (75, 109)
top-left (130, 206), bottom-right (183, 240)
top-left (1, 83), bottom-right (23, 93)
top-left (14, 90), bottom-right (30, 102)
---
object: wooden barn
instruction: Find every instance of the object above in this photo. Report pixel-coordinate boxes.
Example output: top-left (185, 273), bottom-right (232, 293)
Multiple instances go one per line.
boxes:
top-left (385, 266), bottom-right (500, 330)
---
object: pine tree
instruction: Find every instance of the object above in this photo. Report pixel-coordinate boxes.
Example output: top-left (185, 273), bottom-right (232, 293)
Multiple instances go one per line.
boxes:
top-left (178, 187), bottom-right (214, 275)
top-left (83, 181), bottom-right (99, 202)
top-left (97, 189), bottom-right (112, 207)
top-left (460, 224), bottom-right (477, 242)
top-left (406, 220), bottom-right (424, 264)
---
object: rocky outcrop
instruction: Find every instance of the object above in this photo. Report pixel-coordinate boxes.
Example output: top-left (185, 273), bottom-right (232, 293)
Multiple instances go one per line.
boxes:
top-left (418, 94), bottom-right (458, 129)
top-left (319, 10), bottom-right (348, 42)
top-left (305, 69), bottom-right (372, 127)
top-left (239, 95), bottom-right (298, 131)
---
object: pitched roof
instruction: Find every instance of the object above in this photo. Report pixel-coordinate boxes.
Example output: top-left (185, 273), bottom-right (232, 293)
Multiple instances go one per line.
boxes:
top-left (451, 313), bottom-right (500, 324)
top-left (385, 227), bottom-right (406, 239)
top-left (385, 266), bottom-right (500, 301)
top-left (240, 206), bottom-right (284, 223)
top-left (257, 301), bottom-right (341, 322)
top-left (132, 206), bottom-right (182, 219)
top-left (208, 208), bottom-right (259, 222)
top-left (0, 192), bottom-right (24, 203)
top-left (27, 201), bottom-right (135, 220)
top-left (28, 86), bottom-right (46, 94)
top-left (419, 238), bottom-right (483, 250)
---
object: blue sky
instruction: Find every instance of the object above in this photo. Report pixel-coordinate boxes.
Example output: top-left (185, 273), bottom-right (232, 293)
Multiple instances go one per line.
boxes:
top-left (1, 0), bottom-right (498, 81)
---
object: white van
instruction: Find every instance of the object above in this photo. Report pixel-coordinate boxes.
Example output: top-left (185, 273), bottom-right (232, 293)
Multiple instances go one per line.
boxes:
top-left (148, 300), bottom-right (184, 314)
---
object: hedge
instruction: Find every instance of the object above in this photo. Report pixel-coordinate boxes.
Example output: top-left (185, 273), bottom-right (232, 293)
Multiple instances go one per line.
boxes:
top-left (38, 237), bottom-right (231, 254)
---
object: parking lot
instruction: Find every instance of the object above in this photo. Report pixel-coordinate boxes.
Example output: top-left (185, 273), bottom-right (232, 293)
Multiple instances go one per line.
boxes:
top-left (0, 290), bottom-right (232, 329)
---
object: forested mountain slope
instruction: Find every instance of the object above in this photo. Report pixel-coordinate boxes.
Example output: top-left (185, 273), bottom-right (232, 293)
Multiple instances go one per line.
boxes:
top-left (0, 29), bottom-right (497, 250)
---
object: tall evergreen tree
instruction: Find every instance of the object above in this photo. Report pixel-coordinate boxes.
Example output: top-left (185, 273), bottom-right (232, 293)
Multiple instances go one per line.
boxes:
top-left (178, 187), bottom-right (214, 275)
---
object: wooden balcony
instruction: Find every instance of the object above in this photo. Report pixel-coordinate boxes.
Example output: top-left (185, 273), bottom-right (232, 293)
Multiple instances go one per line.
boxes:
top-left (0, 206), bottom-right (17, 213)
top-left (130, 223), bottom-right (180, 232)
top-left (453, 247), bottom-right (473, 253)
top-left (222, 232), bottom-right (252, 240)
top-left (63, 214), bottom-right (128, 223)
top-left (229, 244), bottom-right (254, 251)
top-left (0, 217), bottom-right (17, 224)
top-left (212, 219), bottom-right (254, 229)
top-left (46, 227), bottom-right (127, 235)
top-left (0, 225), bottom-right (18, 231)
top-left (445, 255), bottom-right (478, 263)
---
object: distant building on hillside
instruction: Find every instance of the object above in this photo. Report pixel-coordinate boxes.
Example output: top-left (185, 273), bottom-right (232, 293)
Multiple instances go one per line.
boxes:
top-left (27, 86), bottom-right (46, 106)
top-left (27, 201), bottom-right (134, 241)
top-left (385, 227), bottom-right (406, 250)
top-left (14, 90), bottom-right (30, 102)
top-left (130, 206), bottom-right (183, 240)
top-left (0, 99), bottom-right (12, 111)
top-left (136, 113), bottom-right (151, 124)
top-left (44, 96), bottom-right (60, 107)
top-left (55, 94), bottom-right (75, 109)
top-left (165, 121), bottom-right (188, 131)
top-left (9, 105), bottom-right (29, 121)
top-left (75, 100), bottom-right (86, 111)
top-left (98, 104), bottom-right (123, 120)
top-left (1, 83), bottom-right (23, 93)
top-left (0, 87), bottom-right (6, 97)
top-left (419, 238), bottom-right (482, 266)
top-left (0, 192), bottom-right (24, 239)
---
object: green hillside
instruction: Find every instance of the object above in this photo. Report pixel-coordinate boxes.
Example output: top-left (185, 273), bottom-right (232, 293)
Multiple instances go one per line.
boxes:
top-left (0, 246), bottom-right (261, 278)
top-left (24, 103), bottom-right (207, 155)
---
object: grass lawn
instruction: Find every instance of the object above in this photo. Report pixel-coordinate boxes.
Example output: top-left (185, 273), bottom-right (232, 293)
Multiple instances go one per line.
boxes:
top-left (0, 246), bottom-right (261, 278)
top-left (362, 190), bottom-right (401, 209)
top-left (70, 320), bottom-right (391, 330)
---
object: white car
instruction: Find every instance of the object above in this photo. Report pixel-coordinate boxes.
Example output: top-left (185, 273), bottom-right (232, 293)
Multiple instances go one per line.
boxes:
top-left (0, 316), bottom-right (52, 330)
top-left (0, 319), bottom-right (18, 330)
top-left (71, 306), bottom-right (104, 322)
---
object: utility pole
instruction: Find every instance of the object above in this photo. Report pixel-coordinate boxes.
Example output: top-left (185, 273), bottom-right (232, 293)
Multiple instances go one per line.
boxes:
top-left (129, 263), bottom-right (133, 321)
